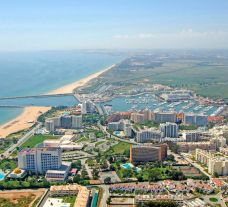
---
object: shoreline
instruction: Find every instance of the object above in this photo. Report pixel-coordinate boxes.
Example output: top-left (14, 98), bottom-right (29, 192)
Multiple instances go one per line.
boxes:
top-left (0, 64), bottom-right (115, 138)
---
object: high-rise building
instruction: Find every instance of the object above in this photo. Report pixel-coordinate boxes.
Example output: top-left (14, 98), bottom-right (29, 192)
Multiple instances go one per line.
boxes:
top-left (130, 112), bottom-right (145, 124)
top-left (143, 109), bottom-right (152, 121)
top-left (60, 115), bottom-right (72, 129)
top-left (107, 119), bottom-right (132, 137)
top-left (154, 111), bottom-right (176, 123)
top-left (72, 115), bottom-right (82, 128)
top-left (18, 143), bottom-right (62, 174)
top-left (196, 149), bottom-right (228, 176)
top-left (45, 115), bottom-right (82, 131)
top-left (184, 113), bottom-right (208, 127)
top-left (160, 122), bottom-right (178, 138)
top-left (135, 128), bottom-right (161, 143)
top-left (45, 120), bottom-right (55, 133)
top-left (81, 100), bottom-right (94, 114)
top-left (130, 144), bottom-right (167, 162)
top-left (182, 131), bottom-right (202, 142)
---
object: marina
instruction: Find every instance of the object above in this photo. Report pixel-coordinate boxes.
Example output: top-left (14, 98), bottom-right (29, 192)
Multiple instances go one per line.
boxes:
top-left (103, 93), bottom-right (225, 116)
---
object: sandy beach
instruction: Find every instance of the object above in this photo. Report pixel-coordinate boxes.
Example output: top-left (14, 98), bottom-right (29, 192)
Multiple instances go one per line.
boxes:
top-left (0, 64), bottom-right (115, 138)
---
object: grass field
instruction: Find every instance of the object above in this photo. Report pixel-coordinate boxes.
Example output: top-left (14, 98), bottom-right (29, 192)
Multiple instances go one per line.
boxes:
top-left (106, 142), bottom-right (130, 155)
top-left (57, 196), bottom-right (76, 207)
top-left (21, 135), bottom-right (60, 148)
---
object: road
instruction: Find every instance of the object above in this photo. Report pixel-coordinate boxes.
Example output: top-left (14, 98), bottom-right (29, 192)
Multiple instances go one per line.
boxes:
top-left (37, 190), bottom-right (50, 207)
top-left (182, 153), bottom-right (212, 179)
top-left (98, 184), bottom-right (109, 207)
top-left (204, 192), bottom-right (227, 207)
top-left (0, 123), bottom-right (41, 159)
top-left (97, 121), bottom-right (138, 145)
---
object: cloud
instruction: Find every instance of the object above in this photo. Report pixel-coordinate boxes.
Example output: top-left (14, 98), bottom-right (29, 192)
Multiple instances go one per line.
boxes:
top-left (113, 29), bottom-right (228, 39)
top-left (112, 29), bottom-right (228, 48)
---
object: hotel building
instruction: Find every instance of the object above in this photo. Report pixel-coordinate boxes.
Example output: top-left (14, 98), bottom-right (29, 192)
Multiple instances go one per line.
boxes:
top-left (135, 128), bottom-right (161, 143)
top-left (154, 111), bottom-right (176, 123)
top-left (45, 115), bottom-right (82, 132)
top-left (18, 143), bottom-right (71, 181)
top-left (160, 122), bottom-right (179, 138)
top-left (130, 144), bottom-right (167, 162)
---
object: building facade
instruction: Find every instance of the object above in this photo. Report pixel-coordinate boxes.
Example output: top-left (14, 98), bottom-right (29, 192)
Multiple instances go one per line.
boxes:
top-left (160, 122), bottom-right (178, 138)
top-left (130, 144), bottom-right (167, 162)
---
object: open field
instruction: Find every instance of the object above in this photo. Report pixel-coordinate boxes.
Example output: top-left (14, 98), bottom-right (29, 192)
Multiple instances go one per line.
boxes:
top-left (0, 189), bottom-right (45, 207)
top-left (173, 165), bottom-right (202, 177)
top-left (87, 51), bottom-right (228, 99)
top-left (106, 142), bottom-right (130, 155)
top-left (21, 135), bottom-right (60, 148)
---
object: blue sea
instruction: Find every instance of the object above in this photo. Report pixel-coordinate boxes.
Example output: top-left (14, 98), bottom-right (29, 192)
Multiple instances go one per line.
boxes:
top-left (0, 51), bottom-right (125, 125)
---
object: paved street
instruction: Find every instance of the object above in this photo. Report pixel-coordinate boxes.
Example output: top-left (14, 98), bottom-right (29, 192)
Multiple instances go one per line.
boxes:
top-left (182, 154), bottom-right (212, 179)
top-left (203, 192), bottom-right (227, 207)
top-left (1, 123), bottom-right (41, 159)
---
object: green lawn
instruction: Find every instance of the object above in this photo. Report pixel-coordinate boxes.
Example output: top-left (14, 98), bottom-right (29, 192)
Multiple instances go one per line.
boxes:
top-left (107, 142), bottom-right (130, 155)
top-left (21, 135), bottom-right (60, 148)
top-left (59, 196), bottom-right (76, 207)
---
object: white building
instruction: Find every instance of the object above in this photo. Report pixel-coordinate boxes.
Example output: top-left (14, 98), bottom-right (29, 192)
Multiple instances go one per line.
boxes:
top-left (45, 115), bottom-right (82, 132)
top-left (72, 115), bottom-right (82, 128)
top-left (195, 149), bottom-right (228, 176)
top-left (160, 122), bottom-right (178, 138)
top-left (135, 128), bottom-right (161, 143)
top-left (18, 143), bottom-right (70, 180)
top-left (154, 111), bottom-right (176, 123)
top-left (81, 100), bottom-right (94, 114)
top-left (43, 135), bottom-right (83, 151)
top-left (182, 131), bottom-right (202, 142)
top-left (45, 162), bottom-right (71, 182)
top-left (108, 119), bottom-right (132, 137)
top-left (184, 113), bottom-right (208, 127)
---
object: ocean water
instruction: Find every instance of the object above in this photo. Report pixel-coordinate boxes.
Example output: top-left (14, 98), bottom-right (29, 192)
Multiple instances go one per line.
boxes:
top-left (0, 51), bottom-right (124, 125)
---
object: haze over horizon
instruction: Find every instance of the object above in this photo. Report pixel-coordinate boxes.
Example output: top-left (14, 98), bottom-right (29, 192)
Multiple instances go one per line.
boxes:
top-left (0, 0), bottom-right (228, 51)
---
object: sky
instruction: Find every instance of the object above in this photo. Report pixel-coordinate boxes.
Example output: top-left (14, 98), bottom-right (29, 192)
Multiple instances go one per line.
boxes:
top-left (0, 0), bottom-right (228, 51)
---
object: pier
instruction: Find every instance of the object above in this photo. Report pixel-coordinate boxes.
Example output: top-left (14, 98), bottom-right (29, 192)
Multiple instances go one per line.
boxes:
top-left (0, 93), bottom-right (74, 100)
top-left (0, 93), bottom-right (78, 108)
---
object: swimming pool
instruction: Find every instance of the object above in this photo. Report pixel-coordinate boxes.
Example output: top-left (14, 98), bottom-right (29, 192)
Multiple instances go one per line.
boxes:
top-left (121, 163), bottom-right (134, 170)
top-left (0, 172), bottom-right (5, 181)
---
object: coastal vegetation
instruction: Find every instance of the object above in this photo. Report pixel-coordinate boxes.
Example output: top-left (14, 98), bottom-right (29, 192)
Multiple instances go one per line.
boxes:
top-left (87, 54), bottom-right (228, 100)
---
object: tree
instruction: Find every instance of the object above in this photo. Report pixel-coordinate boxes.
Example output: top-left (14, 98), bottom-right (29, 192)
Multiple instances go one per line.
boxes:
top-left (148, 169), bottom-right (162, 182)
top-left (170, 170), bottom-right (185, 180)
top-left (71, 160), bottom-right (82, 170)
top-left (213, 172), bottom-right (219, 178)
top-left (92, 168), bottom-right (99, 179)
top-left (106, 197), bottom-right (111, 205)
top-left (73, 174), bottom-right (81, 183)
top-left (104, 177), bottom-right (111, 184)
